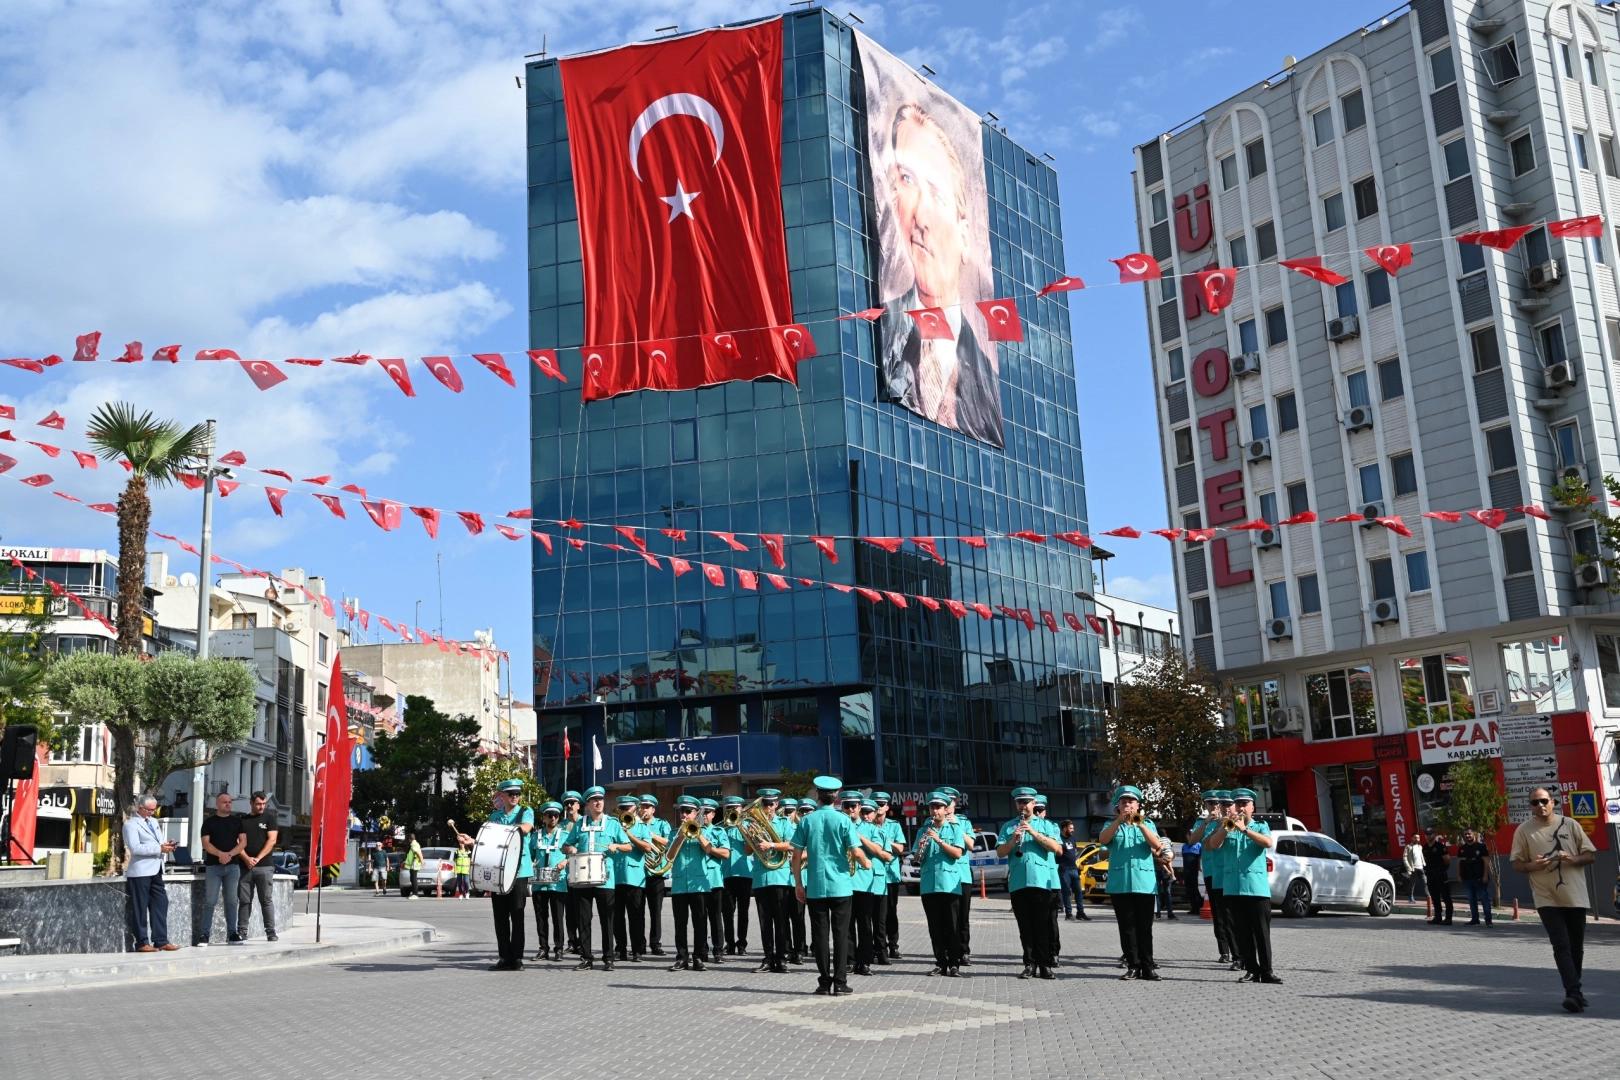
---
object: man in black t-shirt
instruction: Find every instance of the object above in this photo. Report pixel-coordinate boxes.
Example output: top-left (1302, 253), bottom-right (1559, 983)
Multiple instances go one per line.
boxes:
top-left (1424, 832), bottom-right (1454, 925)
top-left (1456, 828), bottom-right (1493, 927)
top-left (237, 791), bottom-right (281, 942)
top-left (199, 793), bottom-right (247, 946)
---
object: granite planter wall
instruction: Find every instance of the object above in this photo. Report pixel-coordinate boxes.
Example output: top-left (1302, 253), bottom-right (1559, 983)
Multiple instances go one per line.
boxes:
top-left (0, 873), bottom-right (295, 954)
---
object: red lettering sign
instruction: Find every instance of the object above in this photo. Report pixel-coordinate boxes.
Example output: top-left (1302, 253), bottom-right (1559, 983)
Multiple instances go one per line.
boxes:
top-left (1211, 536), bottom-right (1253, 587)
top-left (1192, 348), bottom-right (1230, 396)
top-left (1383, 765), bottom-right (1408, 854)
top-left (1198, 408), bottom-right (1235, 460)
top-left (1204, 469), bottom-right (1246, 524)
top-left (1175, 183), bottom-right (1213, 253)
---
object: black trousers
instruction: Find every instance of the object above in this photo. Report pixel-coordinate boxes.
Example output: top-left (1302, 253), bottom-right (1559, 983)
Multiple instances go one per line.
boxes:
top-left (791, 893), bottom-right (807, 954)
top-left (723, 877), bottom-right (753, 949)
top-left (614, 883), bottom-right (645, 957)
top-left (707, 886), bottom-right (726, 956)
top-left (1206, 881), bottom-right (1234, 958)
top-left (1429, 875), bottom-right (1454, 920)
top-left (1539, 906), bottom-right (1588, 995)
top-left (491, 879), bottom-right (530, 964)
top-left (644, 873), bottom-right (667, 949)
top-left (1229, 894), bottom-right (1273, 976)
top-left (754, 883), bottom-right (792, 963)
top-left (808, 895), bottom-right (853, 989)
top-left (885, 881), bottom-right (901, 951)
top-left (1011, 886), bottom-right (1054, 967)
top-left (572, 886), bottom-right (615, 961)
top-left (565, 886), bottom-right (580, 948)
top-left (532, 890), bottom-right (565, 952)
top-left (1048, 887), bottom-right (1062, 962)
top-left (1113, 891), bottom-right (1156, 971)
top-left (850, 891), bottom-right (875, 969)
top-left (671, 890), bottom-right (708, 961)
top-left (921, 891), bottom-right (962, 970)
top-left (957, 881), bottom-right (973, 955)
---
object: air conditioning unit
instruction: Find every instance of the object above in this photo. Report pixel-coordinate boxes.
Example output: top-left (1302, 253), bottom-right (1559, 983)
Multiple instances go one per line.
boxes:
top-left (1558, 462), bottom-right (1591, 486)
top-left (1343, 405), bottom-right (1374, 432)
top-left (1245, 437), bottom-right (1272, 464)
top-left (1271, 706), bottom-right (1306, 734)
top-left (1266, 616), bottom-right (1293, 641)
top-left (1328, 313), bottom-right (1361, 342)
top-left (1545, 361), bottom-right (1578, 391)
top-left (1359, 500), bottom-right (1386, 525)
top-left (1527, 260), bottom-right (1563, 291)
top-left (1575, 561), bottom-right (1609, 589)
top-left (282, 619), bottom-right (303, 635)
top-left (1256, 528), bottom-right (1281, 550)
top-left (1370, 597), bottom-right (1400, 624)
top-left (1231, 351), bottom-right (1262, 377)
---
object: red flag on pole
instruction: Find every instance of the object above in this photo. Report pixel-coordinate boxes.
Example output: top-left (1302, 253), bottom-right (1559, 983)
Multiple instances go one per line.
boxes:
top-left (308, 653), bottom-right (353, 889)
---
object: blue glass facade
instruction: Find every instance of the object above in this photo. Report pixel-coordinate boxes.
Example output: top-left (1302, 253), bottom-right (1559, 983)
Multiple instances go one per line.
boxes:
top-left (526, 9), bottom-right (1103, 817)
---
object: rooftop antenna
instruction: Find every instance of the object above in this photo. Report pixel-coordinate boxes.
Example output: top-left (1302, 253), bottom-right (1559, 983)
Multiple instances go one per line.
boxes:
top-left (920, 64), bottom-right (937, 76)
top-left (984, 110), bottom-right (1000, 122)
top-left (655, 24), bottom-right (678, 34)
top-left (1041, 152), bottom-right (1056, 162)
top-left (846, 10), bottom-right (865, 23)
top-left (524, 34), bottom-right (547, 60)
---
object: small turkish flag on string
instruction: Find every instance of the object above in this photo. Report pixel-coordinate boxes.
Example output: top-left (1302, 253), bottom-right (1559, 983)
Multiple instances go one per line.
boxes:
top-left (330, 353), bottom-right (370, 365)
top-left (457, 512), bottom-right (485, 535)
top-left (737, 569), bottom-right (759, 590)
top-left (528, 350), bottom-right (566, 382)
top-left (1422, 510), bottom-right (1462, 523)
top-left (284, 358), bottom-right (322, 366)
top-left (760, 534), bottom-right (786, 568)
top-left (702, 563), bottom-right (726, 587)
top-left (1364, 244), bottom-right (1413, 275)
top-left (114, 341), bottom-right (143, 363)
top-left (976, 299), bottom-right (1024, 342)
top-left (883, 591), bottom-right (907, 608)
top-left (661, 527), bottom-right (687, 542)
top-left (767, 573), bottom-right (790, 590)
top-left (1279, 511), bottom-right (1317, 525)
top-left (376, 358), bottom-right (416, 397)
top-left (811, 536), bottom-right (838, 562)
top-left (410, 506), bottom-right (440, 538)
top-left (313, 493), bottom-right (346, 518)
top-left (1041, 610), bottom-right (1060, 633)
top-left (532, 531), bottom-right (553, 555)
top-left (1323, 513), bottom-right (1364, 524)
top-left (907, 308), bottom-right (953, 340)
top-left (218, 450), bottom-right (246, 466)
top-left (422, 356), bottom-right (464, 392)
top-left (614, 526), bottom-right (648, 551)
top-left (1086, 613), bottom-right (1105, 634)
top-left (471, 353), bottom-right (516, 387)
top-left (713, 531), bottom-right (748, 551)
top-left (910, 537), bottom-right (944, 564)
top-left (495, 524), bottom-right (524, 540)
top-left (1185, 528), bottom-right (1217, 542)
top-left (1009, 530), bottom-right (1046, 543)
top-left (240, 361), bottom-right (288, 391)
top-left (1038, 276), bottom-right (1085, 296)
top-left (1468, 508), bottom-right (1507, 529)
top-left (775, 324), bottom-right (818, 361)
top-left (944, 599), bottom-right (967, 618)
top-left (1229, 519), bottom-right (1270, 532)
top-left (38, 411), bottom-right (65, 429)
top-left (958, 536), bottom-right (988, 549)
top-left (862, 536), bottom-right (904, 552)
top-left (71, 451), bottom-right (96, 469)
top-left (797, 578), bottom-right (815, 587)
top-left (1110, 254), bottom-right (1161, 282)
top-left (1017, 609), bottom-right (1037, 631)
top-left (1375, 515), bottom-right (1412, 537)
top-left (969, 603), bottom-right (993, 620)
top-left (267, 488), bottom-right (289, 515)
top-left (640, 339), bottom-right (679, 388)
top-left (1514, 504), bottom-right (1551, 520)
top-left (0, 359), bottom-right (43, 372)
top-left (262, 469), bottom-right (292, 481)
top-left (1064, 612), bottom-right (1084, 632)
top-left (1194, 267), bottom-right (1237, 313)
top-left (73, 331), bottom-right (101, 361)
top-left (857, 587), bottom-right (884, 604)
top-left (216, 479), bottom-right (239, 497)
top-left (828, 582), bottom-right (855, 594)
top-left (20, 473), bottom-right (50, 486)
top-left (341, 483), bottom-right (367, 497)
top-left (1100, 526), bottom-right (1141, 539)
top-left (152, 345), bottom-right (180, 363)
top-left (1549, 215), bottom-right (1603, 239)
top-left (837, 308), bottom-right (883, 321)
top-left (196, 348), bottom-right (240, 361)
top-left (1457, 225), bottom-right (1534, 250)
top-left (1279, 257), bottom-right (1348, 286)
top-left (176, 472), bottom-right (204, 490)
top-left (505, 509), bottom-right (532, 519)
top-left (28, 442), bottom-right (59, 457)
top-left (916, 595), bottom-right (940, 611)
top-left (361, 500), bottom-right (402, 531)
top-left (704, 332), bottom-right (742, 366)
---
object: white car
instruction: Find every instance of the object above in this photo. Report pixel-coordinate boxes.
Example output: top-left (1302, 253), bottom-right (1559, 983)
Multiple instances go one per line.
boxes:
top-left (901, 830), bottom-right (1007, 894)
top-left (402, 846), bottom-right (458, 896)
top-left (1269, 830), bottom-right (1395, 918)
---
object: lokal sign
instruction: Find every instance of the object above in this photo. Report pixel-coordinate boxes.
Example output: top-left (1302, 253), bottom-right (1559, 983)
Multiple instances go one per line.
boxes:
top-left (611, 736), bottom-right (739, 782)
top-left (1416, 718), bottom-right (1500, 764)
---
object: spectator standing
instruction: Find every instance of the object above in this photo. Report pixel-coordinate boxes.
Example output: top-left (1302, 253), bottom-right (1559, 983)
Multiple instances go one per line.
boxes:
top-left (1182, 835), bottom-right (1202, 917)
top-left (369, 844), bottom-right (387, 896)
top-left (1058, 820), bottom-right (1088, 921)
top-left (236, 792), bottom-right (279, 942)
top-left (1511, 786), bottom-right (1597, 1013)
top-left (454, 839), bottom-right (471, 898)
top-left (198, 792), bottom-right (246, 946)
top-left (123, 796), bottom-right (179, 952)
top-left (1424, 831), bottom-right (1453, 925)
top-left (1403, 834), bottom-right (1426, 904)
top-left (1456, 828), bottom-right (1492, 927)
top-left (403, 832), bottom-right (423, 899)
top-left (1154, 853), bottom-right (1177, 919)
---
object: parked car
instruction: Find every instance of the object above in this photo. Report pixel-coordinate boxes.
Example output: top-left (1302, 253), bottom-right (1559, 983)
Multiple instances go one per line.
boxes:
top-left (1270, 831), bottom-right (1395, 917)
top-left (271, 850), bottom-right (303, 888)
top-left (901, 830), bottom-right (1007, 894)
top-left (1078, 841), bottom-right (1185, 905)
top-left (401, 847), bottom-right (458, 896)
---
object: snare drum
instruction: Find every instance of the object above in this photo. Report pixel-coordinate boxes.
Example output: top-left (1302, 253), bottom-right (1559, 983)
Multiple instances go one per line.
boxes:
top-left (533, 864), bottom-right (565, 886)
top-left (471, 823), bottom-right (523, 895)
top-left (566, 851), bottom-right (607, 888)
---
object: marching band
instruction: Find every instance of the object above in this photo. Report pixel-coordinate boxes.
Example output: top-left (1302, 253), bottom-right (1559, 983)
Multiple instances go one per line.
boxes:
top-left (460, 775), bottom-right (1281, 988)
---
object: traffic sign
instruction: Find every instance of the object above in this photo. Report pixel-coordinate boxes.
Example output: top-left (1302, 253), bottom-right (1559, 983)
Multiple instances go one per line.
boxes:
top-left (1501, 756), bottom-right (1558, 780)
top-left (1570, 791), bottom-right (1598, 818)
top-left (1497, 716), bottom-right (1553, 742)
top-left (902, 798), bottom-right (917, 821)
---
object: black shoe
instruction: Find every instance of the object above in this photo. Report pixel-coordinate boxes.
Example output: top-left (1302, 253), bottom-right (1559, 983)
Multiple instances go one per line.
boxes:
top-left (1575, 991), bottom-right (1589, 1009)
top-left (1019, 966), bottom-right (1035, 980)
top-left (533, 949), bottom-right (548, 961)
top-left (953, 966), bottom-right (969, 979)
top-left (511, 962), bottom-right (524, 971)
top-left (1444, 918), bottom-right (1453, 925)
top-left (855, 966), bottom-right (872, 976)
top-left (1137, 969), bottom-right (1159, 981)
top-left (1228, 961), bottom-right (1244, 972)
top-left (1039, 966), bottom-right (1057, 980)
top-left (1119, 969), bottom-right (1138, 981)
top-left (928, 966), bottom-right (945, 977)
top-left (1078, 913), bottom-right (1091, 920)
top-left (602, 961), bottom-right (615, 971)
top-left (833, 984), bottom-right (854, 996)
top-left (574, 960), bottom-right (594, 971)
top-left (1155, 912), bottom-right (1163, 920)
top-left (1563, 994), bottom-right (1583, 1013)
top-left (709, 954), bottom-right (726, 965)
top-left (692, 959), bottom-right (707, 971)
top-left (1466, 919), bottom-right (1480, 925)
top-left (487, 961), bottom-right (512, 971)
top-left (1259, 973), bottom-right (1284, 984)
top-left (789, 953), bottom-right (804, 965)
top-left (815, 983), bottom-right (832, 995)
top-left (1117, 957), bottom-right (1129, 968)
top-left (667, 959), bottom-right (689, 971)
top-left (1218, 954), bottom-right (1233, 964)
top-left (888, 947), bottom-right (900, 959)
top-left (1237, 973), bottom-right (1257, 983)
top-left (650, 947), bottom-right (667, 956)
top-left (737, 943), bottom-right (748, 954)
top-left (1148, 961), bottom-right (1160, 970)
top-left (772, 963), bottom-right (788, 974)
top-left (753, 961), bottom-right (773, 973)
top-left (959, 956), bottom-right (971, 966)
top-left (1064, 915), bottom-right (1075, 921)
top-left (1167, 914), bottom-right (1178, 921)
top-left (630, 953), bottom-right (643, 963)
top-left (266, 933), bottom-right (279, 942)
top-left (551, 948), bottom-right (563, 962)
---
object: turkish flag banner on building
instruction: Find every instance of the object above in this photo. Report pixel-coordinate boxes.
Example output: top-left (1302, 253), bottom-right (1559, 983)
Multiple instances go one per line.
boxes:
top-left (561, 20), bottom-right (794, 401)
top-left (309, 652), bottom-right (353, 888)
top-left (1549, 215), bottom-right (1603, 239)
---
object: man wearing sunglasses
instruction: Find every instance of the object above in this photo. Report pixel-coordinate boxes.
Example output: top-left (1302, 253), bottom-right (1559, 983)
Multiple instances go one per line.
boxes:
top-left (1511, 787), bottom-right (1597, 1012)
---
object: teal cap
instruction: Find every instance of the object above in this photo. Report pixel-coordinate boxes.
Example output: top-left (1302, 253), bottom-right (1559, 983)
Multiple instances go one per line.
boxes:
top-left (799, 798), bottom-right (817, 809)
top-left (861, 799), bottom-right (877, 811)
top-left (927, 791), bottom-right (950, 806)
top-left (840, 790), bottom-right (863, 804)
top-left (616, 795), bottom-right (637, 807)
top-left (1201, 790), bottom-right (1223, 801)
top-left (497, 778), bottom-right (524, 793)
top-left (757, 788), bottom-right (781, 798)
top-left (583, 786), bottom-right (606, 799)
top-left (674, 795), bottom-right (698, 809)
top-left (1231, 787), bottom-right (1258, 801)
top-left (700, 798), bottom-right (719, 810)
top-left (540, 801), bottom-right (562, 814)
top-left (1214, 790), bottom-right (1233, 801)
top-left (942, 786), bottom-right (960, 797)
top-left (639, 794), bottom-right (659, 806)
top-left (1033, 793), bottom-right (1048, 808)
top-left (723, 795), bottom-right (744, 807)
top-left (812, 775), bottom-right (843, 794)
top-left (1011, 786), bottom-right (1037, 800)
top-left (1112, 785), bottom-right (1144, 804)
top-left (873, 791), bottom-right (891, 802)
top-left (562, 790), bottom-right (582, 803)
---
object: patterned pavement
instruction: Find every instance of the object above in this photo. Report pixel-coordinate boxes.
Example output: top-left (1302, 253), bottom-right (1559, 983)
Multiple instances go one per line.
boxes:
top-left (4, 891), bottom-right (1617, 1079)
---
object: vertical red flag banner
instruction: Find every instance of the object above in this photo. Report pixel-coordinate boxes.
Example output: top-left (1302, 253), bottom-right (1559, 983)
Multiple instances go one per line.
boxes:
top-left (6, 744), bottom-right (46, 863)
top-left (309, 654), bottom-right (353, 888)
top-left (561, 20), bottom-right (795, 401)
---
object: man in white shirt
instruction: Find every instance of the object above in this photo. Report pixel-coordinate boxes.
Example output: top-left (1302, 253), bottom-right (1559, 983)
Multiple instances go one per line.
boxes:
top-left (1511, 787), bottom-right (1597, 1012)
top-left (122, 796), bottom-right (180, 952)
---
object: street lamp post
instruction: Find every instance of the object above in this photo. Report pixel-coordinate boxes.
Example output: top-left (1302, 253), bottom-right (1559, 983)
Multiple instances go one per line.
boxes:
top-left (1075, 589), bottom-right (1126, 706)
top-left (188, 420), bottom-right (233, 862)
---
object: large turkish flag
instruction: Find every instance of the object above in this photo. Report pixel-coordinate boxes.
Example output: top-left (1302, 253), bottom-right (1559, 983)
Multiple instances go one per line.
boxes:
top-left (561, 21), bottom-right (796, 401)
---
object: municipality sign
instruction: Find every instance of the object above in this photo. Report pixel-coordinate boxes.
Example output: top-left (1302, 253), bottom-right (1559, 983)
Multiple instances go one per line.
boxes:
top-left (611, 736), bottom-right (740, 782)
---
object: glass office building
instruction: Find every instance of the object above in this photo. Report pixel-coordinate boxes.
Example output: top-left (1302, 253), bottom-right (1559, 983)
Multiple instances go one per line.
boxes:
top-left (526, 8), bottom-right (1103, 818)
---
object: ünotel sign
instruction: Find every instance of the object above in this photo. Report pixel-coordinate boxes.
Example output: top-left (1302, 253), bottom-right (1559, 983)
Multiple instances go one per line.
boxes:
top-left (1417, 718), bottom-right (1500, 764)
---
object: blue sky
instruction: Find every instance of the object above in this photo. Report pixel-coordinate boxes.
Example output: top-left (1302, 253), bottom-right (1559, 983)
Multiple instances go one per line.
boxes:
top-left (0, 1), bottom-right (1394, 696)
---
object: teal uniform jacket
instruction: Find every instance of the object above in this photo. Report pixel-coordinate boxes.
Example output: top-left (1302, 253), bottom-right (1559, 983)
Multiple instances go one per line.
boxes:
top-left (1190, 817), bottom-right (1224, 889)
top-left (754, 816), bottom-right (795, 888)
top-left (879, 820), bottom-right (905, 884)
top-left (915, 820), bottom-right (967, 894)
top-left (792, 805), bottom-right (858, 900)
top-left (529, 824), bottom-right (568, 892)
top-left (859, 822), bottom-right (888, 895)
top-left (488, 805), bottom-right (535, 878)
top-left (1104, 819), bottom-right (1159, 895)
top-left (1225, 821), bottom-right (1273, 898)
top-left (956, 816), bottom-right (975, 887)
top-left (563, 816), bottom-right (629, 890)
top-left (999, 816), bottom-right (1060, 891)
top-left (667, 828), bottom-right (711, 895)
top-left (723, 825), bottom-right (754, 880)
top-left (1207, 820), bottom-right (1233, 891)
top-left (645, 817), bottom-right (672, 878)
top-left (613, 821), bottom-right (650, 888)
top-left (849, 818), bottom-right (875, 892)
top-left (702, 824), bottom-right (729, 889)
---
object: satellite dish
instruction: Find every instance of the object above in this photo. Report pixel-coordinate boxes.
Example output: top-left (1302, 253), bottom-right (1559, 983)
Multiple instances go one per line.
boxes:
top-left (1283, 54), bottom-right (1297, 69)
top-left (179, 573), bottom-right (198, 586)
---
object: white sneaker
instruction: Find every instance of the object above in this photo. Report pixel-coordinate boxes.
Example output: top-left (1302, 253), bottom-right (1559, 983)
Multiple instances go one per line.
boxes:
top-left (195, 941), bottom-right (209, 948)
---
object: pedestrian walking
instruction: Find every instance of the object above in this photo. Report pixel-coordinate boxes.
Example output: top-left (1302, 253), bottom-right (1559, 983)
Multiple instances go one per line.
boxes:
top-left (1425, 831), bottom-right (1453, 924)
top-left (123, 796), bottom-right (179, 952)
top-left (236, 791), bottom-right (279, 942)
top-left (369, 844), bottom-right (387, 896)
top-left (1058, 819), bottom-right (1089, 921)
top-left (1403, 833), bottom-right (1426, 904)
top-left (198, 792), bottom-right (246, 946)
top-left (1456, 828), bottom-right (1492, 927)
top-left (483, 778), bottom-right (535, 971)
top-left (1510, 787), bottom-right (1597, 1012)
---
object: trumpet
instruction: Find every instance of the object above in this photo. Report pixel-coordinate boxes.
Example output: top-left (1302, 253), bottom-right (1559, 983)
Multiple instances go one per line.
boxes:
top-left (618, 809), bottom-right (638, 829)
top-left (646, 820), bottom-right (706, 876)
top-left (1222, 814), bottom-right (1247, 832)
top-left (723, 806), bottom-right (743, 828)
top-left (1126, 811), bottom-right (1145, 826)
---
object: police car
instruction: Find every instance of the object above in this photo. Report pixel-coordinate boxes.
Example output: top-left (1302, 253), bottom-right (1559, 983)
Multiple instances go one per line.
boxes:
top-left (900, 830), bottom-right (1007, 894)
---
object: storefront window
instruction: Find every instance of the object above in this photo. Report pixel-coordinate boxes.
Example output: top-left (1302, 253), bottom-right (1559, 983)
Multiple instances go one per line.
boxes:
top-left (1397, 651), bottom-right (1475, 728)
top-left (1411, 761), bottom-right (1454, 837)
top-left (1305, 665), bottom-right (1377, 741)
top-left (1499, 635), bottom-right (1576, 713)
top-left (1322, 762), bottom-right (1391, 858)
top-left (1233, 678), bottom-right (1281, 740)
top-left (1594, 632), bottom-right (1620, 710)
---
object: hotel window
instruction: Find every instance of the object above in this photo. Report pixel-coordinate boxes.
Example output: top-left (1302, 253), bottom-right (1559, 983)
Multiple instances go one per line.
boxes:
top-left (1258, 490), bottom-right (1278, 525)
top-left (1458, 239), bottom-right (1486, 275)
top-left (1500, 529), bottom-right (1534, 577)
top-left (1359, 463), bottom-right (1383, 504)
top-left (1245, 138), bottom-right (1267, 179)
top-left (1323, 191), bottom-right (1346, 232)
top-left (1500, 635), bottom-right (1576, 713)
top-left (1249, 403), bottom-right (1269, 440)
top-left (317, 633), bottom-right (329, 664)
top-left (1553, 422), bottom-right (1580, 468)
top-left (1571, 522), bottom-right (1599, 565)
top-left (1586, 49), bottom-right (1599, 84)
top-left (1391, 452), bottom-right (1417, 496)
top-left (1160, 276), bottom-right (1177, 302)
top-left (1174, 426), bottom-right (1194, 465)
top-left (1298, 573), bottom-right (1321, 614)
top-left (1470, 327), bottom-right (1501, 372)
top-left (1443, 139), bottom-right (1470, 181)
top-left (1268, 580), bottom-right (1290, 619)
top-left (1151, 189), bottom-right (1167, 223)
top-left (1594, 632), bottom-right (1620, 709)
top-left (1397, 651), bottom-right (1474, 728)
top-left (1312, 107), bottom-right (1334, 147)
top-left (1365, 268), bottom-right (1391, 308)
top-left (1604, 136), bottom-right (1620, 178)
top-left (1560, 42), bottom-right (1574, 79)
top-left (1486, 425), bottom-right (1517, 475)
top-left (1254, 220), bottom-right (1277, 261)
top-left (1305, 664), bottom-right (1376, 741)
top-left (1276, 392), bottom-right (1298, 432)
top-left (1511, 132), bottom-right (1536, 176)
top-left (1341, 89), bottom-right (1366, 132)
top-left (1353, 177), bottom-right (1378, 219)
top-left (1238, 318), bottom-right (1259, 354)
top-left (1405, 551), bottom-right (1431, 592)
top-left (1286, 481), bottom-right (1309, 517)
top-left (1538, 320), bottom-right (1568, 367)
top-left (1430, 47), bottom-right (1456, 90)
top-left (1369, 557), bottom-right (1396, 600)
top-left (1335, 281), bottom-right (1357, 318)
top-left (1220, 153), bottom-right (1239, 191)
top-left (1377, 357), bottom-right (1404, 400)
top-left (1192, 597), bottom-right (1212, 635)
top-left (1233, 679), bottom-right (1281, 740)
top-left (1167, 346), bottom-right (1185, 381)
top-left (1229, 234), bottom-right (1249, 267)
top-left (1575, 132), bottom-right (1591, 171)
top-left (1264, 306), bottom-right (1288, 346)
top-left (1524, 226), bottom-right (1550, 267)
top-left (1347, 369), bottom-right (1370, 409)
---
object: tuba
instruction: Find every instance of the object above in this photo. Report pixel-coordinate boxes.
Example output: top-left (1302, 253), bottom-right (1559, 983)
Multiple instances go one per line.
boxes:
top-left (646, 821), bottom-right (705, 877)
top-left (736, 797), bottom-right (789, 870)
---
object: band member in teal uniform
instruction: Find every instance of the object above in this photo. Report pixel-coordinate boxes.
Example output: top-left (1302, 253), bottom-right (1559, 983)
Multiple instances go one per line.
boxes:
top-left (529, 801), bottom-right (569, 961)
top-left (999, 787), bottom-right (1063, 979)
top-left (639, 795), bottom-right (670, 956)
top-left (486, 779), bottom-right (535, 971)
top-left (560, 790), bottom-right (583, 953)
top-left (1033, 793), bottom-right (1063, 968)
top-left (612, 795), bottom-right (653, 962)
top-left (873, 793), bottom-right (905, 959)
top-left (854, 798), bottom-right (893, 974)
top-left (749, 788), bottom-right (796, 973)
top-left (916, 791), bottom-right (968, 976)
top-left (1187, 790), bottom-right (1236, 965)
top-left (792, 776), bottom-right (868, 995)
top-left (1101, 785), bottom-right (1169, 981)
top-left (790, 797), bottom-right (816, 963)
top-left (945, 787), bottom-right (976, 963)
top-left (721, 795), bottom-right (753, 955)
top-left (1205, 787), bottom-right (1280, 983)
top-left (666, 796), bottom-right (728, 971)
top-left (698, 799), bottom-right (728, 962)
top-left (561, 786), bottom-right (630, 971)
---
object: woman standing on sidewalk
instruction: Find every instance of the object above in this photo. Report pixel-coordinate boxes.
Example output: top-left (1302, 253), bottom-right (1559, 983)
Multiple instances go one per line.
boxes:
top-left (1403, 833), bottom-right (1426, 904)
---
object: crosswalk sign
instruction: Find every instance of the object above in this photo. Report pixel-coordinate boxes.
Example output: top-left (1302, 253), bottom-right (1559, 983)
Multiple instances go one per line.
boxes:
top-left (1570, 791), bottom-right (1598, 818)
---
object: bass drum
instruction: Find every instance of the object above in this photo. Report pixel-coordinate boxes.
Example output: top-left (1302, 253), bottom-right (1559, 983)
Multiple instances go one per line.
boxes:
top-left (471, 823), bottom-right (523, 896)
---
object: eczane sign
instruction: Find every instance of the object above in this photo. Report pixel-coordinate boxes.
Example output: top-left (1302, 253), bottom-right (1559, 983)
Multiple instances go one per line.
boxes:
top-left (1417, 718), bottom-right (1500, 764)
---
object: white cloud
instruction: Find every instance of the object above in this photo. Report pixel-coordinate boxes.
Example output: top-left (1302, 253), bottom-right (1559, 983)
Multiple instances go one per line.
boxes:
top-left (1085, 9), bottom-right (1140, 55)
top-left (1103, 573), bottom-right (1178, 611)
